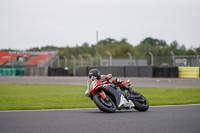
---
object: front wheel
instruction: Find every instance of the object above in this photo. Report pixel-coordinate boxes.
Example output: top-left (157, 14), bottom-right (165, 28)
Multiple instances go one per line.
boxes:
top-left (131, 92), bottom-right (149, 112)
top-left (93, 94), bottom-right (116, 113)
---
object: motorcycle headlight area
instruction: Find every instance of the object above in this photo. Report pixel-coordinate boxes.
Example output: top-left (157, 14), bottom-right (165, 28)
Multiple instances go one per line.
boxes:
top-left (90, 80), bottom-right (98, 91)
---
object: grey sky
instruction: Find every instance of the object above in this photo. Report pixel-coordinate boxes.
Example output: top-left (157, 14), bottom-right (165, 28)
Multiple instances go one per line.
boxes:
top-left (0, 0), bottom-right (200, 50)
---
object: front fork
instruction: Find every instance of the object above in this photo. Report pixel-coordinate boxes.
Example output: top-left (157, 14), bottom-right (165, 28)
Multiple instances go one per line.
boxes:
top-left (99, 91), bottom-right (107, 99)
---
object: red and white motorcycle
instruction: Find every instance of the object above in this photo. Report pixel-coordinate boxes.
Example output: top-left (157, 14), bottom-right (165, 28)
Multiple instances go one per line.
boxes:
top-left (85, 77), bottom-right (149, 113)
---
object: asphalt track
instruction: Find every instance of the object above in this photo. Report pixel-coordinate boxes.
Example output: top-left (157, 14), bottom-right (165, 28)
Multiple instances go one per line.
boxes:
top-left (0, 104), bottom-right (200, 133)
top-left (1, 76), bottom-right (200, 88)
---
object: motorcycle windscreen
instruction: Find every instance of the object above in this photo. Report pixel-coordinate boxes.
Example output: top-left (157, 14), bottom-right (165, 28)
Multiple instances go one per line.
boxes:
top-left (85, 80), bottom-right (92, 97)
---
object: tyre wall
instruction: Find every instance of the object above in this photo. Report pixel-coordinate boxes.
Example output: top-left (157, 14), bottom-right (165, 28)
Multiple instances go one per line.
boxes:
top-left (2, 66), bottom-right (199, 78)
top-left (178, 67), bottom-right (199, 78)
top-left (75, 66), bottom-right (181, 78)
top-left (48, 67), bottom-right (68, 76)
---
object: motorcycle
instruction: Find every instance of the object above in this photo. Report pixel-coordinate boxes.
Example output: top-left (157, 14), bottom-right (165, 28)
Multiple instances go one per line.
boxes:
top-left (85, 76), bottom-right (149, 113)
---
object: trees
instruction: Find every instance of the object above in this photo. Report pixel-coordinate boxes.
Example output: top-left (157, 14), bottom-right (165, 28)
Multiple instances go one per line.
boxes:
top-left (8, 37), bottom-right (196, 58)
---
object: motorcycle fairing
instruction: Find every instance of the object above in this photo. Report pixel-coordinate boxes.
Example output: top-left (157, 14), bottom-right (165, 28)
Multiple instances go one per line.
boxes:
top-left (99, 84), bottom-right (121, 107)
top-left (99, 84), bottom-right (135, 109)
top-left (118, 94), bottom-right (135, 108)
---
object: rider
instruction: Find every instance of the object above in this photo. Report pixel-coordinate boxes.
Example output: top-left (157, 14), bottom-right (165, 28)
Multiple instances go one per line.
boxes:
top-left (88, 69), bottom-right (134, 94)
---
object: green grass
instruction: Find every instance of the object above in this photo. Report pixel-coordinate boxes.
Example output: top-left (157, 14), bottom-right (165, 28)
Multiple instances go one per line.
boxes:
top-left (0, 84), bottom-right (200, 111)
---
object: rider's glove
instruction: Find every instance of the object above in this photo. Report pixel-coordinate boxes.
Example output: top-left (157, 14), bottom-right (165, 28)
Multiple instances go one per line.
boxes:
top-left (116, 78), bottom-right (122, 83)
top-left (112, 78), bottom-right (123, 87)
top-left (107, 74), bottom-right (112, 80)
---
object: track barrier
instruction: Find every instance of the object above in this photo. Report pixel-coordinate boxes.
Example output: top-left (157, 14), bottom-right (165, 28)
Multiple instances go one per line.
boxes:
top-left (179, 67), bottom-right (200, 78)
top-left (0, 68), bottom-right (24, 76)
top-left (0, 66), bottom-right (199, 78)
top-left (76, 66), bottom-right (181, 78)
top-left (48, 67), bottom-right (68, 76)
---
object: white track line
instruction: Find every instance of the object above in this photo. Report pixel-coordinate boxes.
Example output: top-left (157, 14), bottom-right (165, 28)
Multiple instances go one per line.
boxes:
top-left (1, 104), bottom-right (200, 113)
top-left (150, 104), bottom-right (200, 108)
top-left (0, 108), bottom-right (98, 113)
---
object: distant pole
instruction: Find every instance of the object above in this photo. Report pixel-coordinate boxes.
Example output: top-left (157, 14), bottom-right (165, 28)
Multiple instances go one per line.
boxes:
top-left (96, 31), bottom-right (98, 44)
top-left (51, 58), bottom-right (53, 67)
top-left (194, 50), bottom-right (199, 66)
top-left (149, 52), bottom-right (154, 66)
top-left (56, 49), bottom-right (59, 67)
top-left (78, 55), bottom-right (83, 66)
top-left (171, 51), bottom-right (175, 66)
top-left (127, 52), bottom-right (132, 66)
top-left (57, 56), bottom-right (60, 67)
top-left (12, 58), bottom-right (15, 69)
top-left (89, 54), bottom-right (93, 67)
top-left (71, 55), bottom-right (76, 76)
top-left (107, 52), bottom-right (112, 66)
top-left (36, 56), bottom-right (39, 67)
top-left (63, 56), bottom-right (68, 67)
top-left (96, 31), bottom-right (99, 66)
top-left (97, 53), bottom-right (102, 66)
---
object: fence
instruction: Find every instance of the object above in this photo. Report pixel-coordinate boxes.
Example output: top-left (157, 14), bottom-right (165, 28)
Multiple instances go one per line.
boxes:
top-left (1, 51), bottom-right (200, 77)
top-left (57, 55), bottom-right (173, 75)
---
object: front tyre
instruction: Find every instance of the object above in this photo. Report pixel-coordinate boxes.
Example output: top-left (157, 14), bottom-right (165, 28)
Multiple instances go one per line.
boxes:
top-left (131, 92), bottom-right (149, 112)
top-left (93, 94), bottom-right (116, 113)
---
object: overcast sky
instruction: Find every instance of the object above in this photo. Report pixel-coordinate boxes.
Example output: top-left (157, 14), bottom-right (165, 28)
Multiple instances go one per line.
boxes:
top-left (0, 0), bottom-right (200, 50)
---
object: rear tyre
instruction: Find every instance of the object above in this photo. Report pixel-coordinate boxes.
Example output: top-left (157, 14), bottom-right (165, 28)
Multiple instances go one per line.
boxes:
top-left (131, 92), bottom-right (149, 112)
top-left (93, 94), bottom-right (116, 113)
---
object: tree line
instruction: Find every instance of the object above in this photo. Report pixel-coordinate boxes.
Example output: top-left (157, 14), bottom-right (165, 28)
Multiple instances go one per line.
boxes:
top-left (4, 37), bottom-right (200, 59)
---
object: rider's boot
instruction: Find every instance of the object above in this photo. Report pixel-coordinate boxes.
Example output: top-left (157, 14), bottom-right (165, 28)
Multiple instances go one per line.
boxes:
top-left (127, 87), bottom-right (135, 100)
top-left (127, 87), bottom-right (134, 95)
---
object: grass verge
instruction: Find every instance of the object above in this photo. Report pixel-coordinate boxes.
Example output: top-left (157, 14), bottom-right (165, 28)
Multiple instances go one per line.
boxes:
top-left (0, 84), bottom-right (200, 111)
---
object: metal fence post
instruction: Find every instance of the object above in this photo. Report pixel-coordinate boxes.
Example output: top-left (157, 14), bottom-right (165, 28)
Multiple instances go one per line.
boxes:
top-left (57, 56), bottom-right (60, 67)
top-left (149, 52), bottom-right (154, 66)
top-left (127, 52), bottom-right (132, 66)
top-left (78, 55), bottom-right (83, 66)
top-left (194, 50), bottom-right (199, 66)
top-left (63, 56), bottom-right (68, 68)
top-left (107, 52), bottom-right (112, 66)
top-left (71, 55), bottom-right (76, 76)
top-left (89, 54), bottom-right (93, 67)
top-left (171, 51), bottom-right (175, 66)
top-left (51, 59), bottom-right (54, 67)
top-left (97, 53), bottom-right (102, 66)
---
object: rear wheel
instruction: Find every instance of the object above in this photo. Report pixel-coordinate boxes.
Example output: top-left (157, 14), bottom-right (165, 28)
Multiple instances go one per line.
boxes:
top-left (93, 94), bottom-right (116, 113)
top-left (131, 92), bottom-right (149, 112)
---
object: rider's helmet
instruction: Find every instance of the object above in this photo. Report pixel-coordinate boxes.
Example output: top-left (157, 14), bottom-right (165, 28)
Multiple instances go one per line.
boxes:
top-left (88, 69), bottom-right (101, 80)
